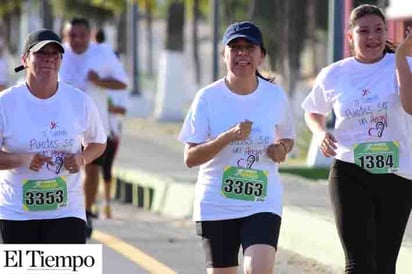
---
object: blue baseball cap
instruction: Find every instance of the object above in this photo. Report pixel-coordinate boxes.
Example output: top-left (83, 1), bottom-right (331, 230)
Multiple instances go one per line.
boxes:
top-left (222, 21), bottom-right (264, 46)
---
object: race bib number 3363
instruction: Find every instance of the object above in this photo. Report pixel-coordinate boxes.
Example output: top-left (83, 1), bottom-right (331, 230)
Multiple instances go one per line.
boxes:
top-left (354, 141), bottom-right (399, 174)
top-left (221, 166), bottom-right (267, 202)
top-left (22, 177), bottom-right (68, 211)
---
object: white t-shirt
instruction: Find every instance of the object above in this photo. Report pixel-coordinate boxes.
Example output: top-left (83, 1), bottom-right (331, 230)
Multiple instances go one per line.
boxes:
top-left (178, 77), bottom-right (295, 221)
top-left (108, 89), bottom-right (128, 137)
top-left (302, 53), bottom-right (412, 179)
top-left (0, 82), bottom-right (106, 221)
top-left (59, 42), bottom-right (128, 136)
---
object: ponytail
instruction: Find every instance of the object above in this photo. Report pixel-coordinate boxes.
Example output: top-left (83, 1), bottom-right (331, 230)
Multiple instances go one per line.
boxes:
top-left (256, 70), bottom-right (275, 83)
top-left (384, 40), bottom-right (398, 53)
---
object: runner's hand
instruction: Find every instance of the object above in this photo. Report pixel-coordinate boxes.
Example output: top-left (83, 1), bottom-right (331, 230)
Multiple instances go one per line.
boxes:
top-left (397, 26), bottom-right (412, 56)
top-left (29, 153), bottom-right (54, 172)
top-left (267, 142), bottom-right (288, 163)
top-left (229, 120), bottom-right (253, 141)
top-left (319, 131), bottom-right (337, 157)
top-left (63, 153), bottom-right (84, 173)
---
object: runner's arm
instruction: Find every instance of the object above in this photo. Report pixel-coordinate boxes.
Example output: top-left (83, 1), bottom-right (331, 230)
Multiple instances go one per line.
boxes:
top-left (184, 133), bottom-right (233, 168)
top-left (0, 151), bottom-right (31, 170)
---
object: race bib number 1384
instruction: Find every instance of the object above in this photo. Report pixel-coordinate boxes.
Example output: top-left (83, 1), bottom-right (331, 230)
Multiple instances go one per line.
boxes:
top-left (354, 141), bottom-right (399, 174)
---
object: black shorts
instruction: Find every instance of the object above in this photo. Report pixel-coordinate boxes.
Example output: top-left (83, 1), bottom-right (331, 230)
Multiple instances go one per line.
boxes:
top-left (88, 138), bottom-right (110, 166)
top-left (196, 212), bottom-right (281, 268)
top-left (102, 137), bottom-right (120, 182)
top-left (90, 147), bottom-right (106, 166)
top-left (0, 217), bottom-right (86, 243)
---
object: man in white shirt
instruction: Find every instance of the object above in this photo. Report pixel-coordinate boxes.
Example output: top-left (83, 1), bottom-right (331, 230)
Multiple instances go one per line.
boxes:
top-left (59, 18), bottom-right (128, 238)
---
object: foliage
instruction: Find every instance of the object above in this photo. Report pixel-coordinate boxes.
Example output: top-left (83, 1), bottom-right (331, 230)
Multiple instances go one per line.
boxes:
top-left (51, 0), bottom-right (123, 23)
top-left (279, 166), bottom-right (330, 180)
top-left (0, 0), bottom-right (21, 17)
top-left (220, 0), bottom-right (251, 26)
top-left (185, 0), bottom-right (208, 20)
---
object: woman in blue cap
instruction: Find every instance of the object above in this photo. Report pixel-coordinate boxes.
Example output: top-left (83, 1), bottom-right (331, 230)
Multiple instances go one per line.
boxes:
top-left (179, 21), bottom-right (295, 274)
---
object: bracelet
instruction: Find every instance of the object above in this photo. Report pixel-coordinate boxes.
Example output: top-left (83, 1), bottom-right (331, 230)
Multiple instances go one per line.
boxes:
top-left (277, 141), bottom-right (288, 154)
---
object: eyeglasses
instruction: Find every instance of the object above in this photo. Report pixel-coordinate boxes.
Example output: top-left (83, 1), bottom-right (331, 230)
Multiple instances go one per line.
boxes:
top-left (32, 50), bottom-right (62, 59)
top-left (228, 44), bottom-right (257, 53)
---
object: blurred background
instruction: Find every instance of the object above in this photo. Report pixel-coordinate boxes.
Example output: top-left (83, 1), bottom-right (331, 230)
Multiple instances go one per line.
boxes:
top-left (0, 0), bottom-right (410, 165)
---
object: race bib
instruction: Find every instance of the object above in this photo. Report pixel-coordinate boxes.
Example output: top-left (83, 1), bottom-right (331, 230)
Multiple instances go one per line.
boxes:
top-left (22, 177), bottom-right (68, 211)
top-left (354, 141), bottom-right (399, 174)
top-left (221, 166), bottom-right (267, 201)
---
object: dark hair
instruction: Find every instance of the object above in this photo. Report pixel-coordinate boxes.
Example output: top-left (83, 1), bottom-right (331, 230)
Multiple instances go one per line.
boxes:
top-left (349, 4), bottom-right (397, 54)
top-left (256, 71), bottom-right (275, 83)
top-left (69, 18), bottom-right (90, 31)
top-left (95, 28), bottom-right (105, 43)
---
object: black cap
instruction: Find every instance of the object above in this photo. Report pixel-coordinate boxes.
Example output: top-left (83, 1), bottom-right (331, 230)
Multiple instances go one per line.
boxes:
top-left (222, 21), bottom-right (264, 46)
top-left (14, 29), bottom-right (64, 73)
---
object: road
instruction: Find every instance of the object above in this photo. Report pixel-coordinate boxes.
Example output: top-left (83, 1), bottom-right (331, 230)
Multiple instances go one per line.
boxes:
top-left (92, 201), bottom-right (338, 274)
top-left (89, 117), bottom-right (340, 274)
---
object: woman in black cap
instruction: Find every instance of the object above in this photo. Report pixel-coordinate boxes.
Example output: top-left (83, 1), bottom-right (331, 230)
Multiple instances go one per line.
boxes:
top-left (179, 21), bottom-right (295, 273)
top-left (0, 29), bottom-right (106, 243)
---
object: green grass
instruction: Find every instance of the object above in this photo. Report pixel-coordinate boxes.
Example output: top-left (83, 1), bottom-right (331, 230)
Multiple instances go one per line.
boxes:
top-left (279, 166), bottom-right (330, 180)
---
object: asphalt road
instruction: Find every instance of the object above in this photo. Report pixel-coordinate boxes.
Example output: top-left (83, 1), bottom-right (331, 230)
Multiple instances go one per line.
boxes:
top-left (92, 201), bottom-right (338, 274)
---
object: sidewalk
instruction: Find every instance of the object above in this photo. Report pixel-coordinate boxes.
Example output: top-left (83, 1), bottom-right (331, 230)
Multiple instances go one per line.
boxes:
top-left (113, 117), bottom-right (412, 273)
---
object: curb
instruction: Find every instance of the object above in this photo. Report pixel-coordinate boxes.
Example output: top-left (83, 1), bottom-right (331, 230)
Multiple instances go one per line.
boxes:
top-left (113, 167), bottom-right (412, 273)
top-left (114, 167), bottom-right (194, 218)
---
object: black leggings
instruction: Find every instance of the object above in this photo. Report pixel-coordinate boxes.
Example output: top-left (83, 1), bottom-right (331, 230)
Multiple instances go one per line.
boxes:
top-left (329, 159), bottom-right (411, 274)
top-left (0, 217), bottom-right (86, 243)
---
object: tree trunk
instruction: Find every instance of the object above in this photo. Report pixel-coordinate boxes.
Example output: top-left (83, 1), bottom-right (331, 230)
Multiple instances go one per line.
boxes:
top-left (41, 0), bottom-right (53, 29)
top-left (166, 1), bottom-right (184, 51)
top-left (192, 0), bottom-right (200, 84)
top-left (145, 0), bottom-right (154, 76)
top-left (307, 0), bottom-right (317, 76)
top-left (154, 0), bottom-right (186, 121)
top-left (116, 10), bottom-right (127, 54)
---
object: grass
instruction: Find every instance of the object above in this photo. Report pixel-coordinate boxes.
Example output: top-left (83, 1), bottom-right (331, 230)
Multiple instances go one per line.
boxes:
top-left (279, 166), bottom-right (330, 180)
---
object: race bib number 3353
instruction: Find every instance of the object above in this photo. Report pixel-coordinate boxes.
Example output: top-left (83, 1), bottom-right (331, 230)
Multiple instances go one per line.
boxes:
top-left (22, 177), bottom-right (68, 211)
top-left (221, 166), bottom-right (267, 202)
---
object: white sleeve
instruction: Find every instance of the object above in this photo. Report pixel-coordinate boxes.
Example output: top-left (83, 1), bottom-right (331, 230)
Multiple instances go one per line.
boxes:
top-left (118, 90), bottom-right (129, 109)
top-left (178, 91), bottom-right (209, 144)
top-left (82, 95), bottom-right (107, 145)
top-left (107, 51), bottom-right (129, 86)
top-left (0, 103), bottom-right (4, 147)
top-left (394, 56), bottom-right (412, 95)
top-left (277, 91), bottom-right (296, 139)
top-left (301, 68), bottom-right (333, 115)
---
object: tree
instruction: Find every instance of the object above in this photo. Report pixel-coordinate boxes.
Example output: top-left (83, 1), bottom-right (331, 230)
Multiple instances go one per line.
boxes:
top-left (165, 0), bottom-right (185, 51)
top-left (143, 0), bottom-right (154, 76)
top-left (154, 0), bottom-right (187, 121)
top-left (192, 0), bottom-right (200, 84)
top-left (250, 0), bottom-right (307, 96)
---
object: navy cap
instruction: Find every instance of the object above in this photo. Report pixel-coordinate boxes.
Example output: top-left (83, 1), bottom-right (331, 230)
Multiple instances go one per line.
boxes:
top-left (222, 21), bottom-right (263, 46)
top-left (15, 29), bottom-right (64, 73)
